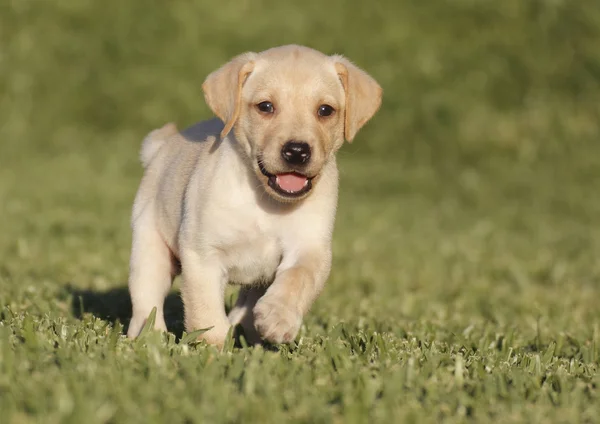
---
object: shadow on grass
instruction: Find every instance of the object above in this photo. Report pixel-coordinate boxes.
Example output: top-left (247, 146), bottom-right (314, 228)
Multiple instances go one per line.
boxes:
top-left (66, 285), bottom-right (281, 349)
top-left (67, 285), bottom-right (185, 338)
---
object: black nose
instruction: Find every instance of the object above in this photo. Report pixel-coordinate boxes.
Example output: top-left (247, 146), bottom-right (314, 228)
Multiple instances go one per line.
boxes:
top-left (281, 141), bottom-right (311, 165)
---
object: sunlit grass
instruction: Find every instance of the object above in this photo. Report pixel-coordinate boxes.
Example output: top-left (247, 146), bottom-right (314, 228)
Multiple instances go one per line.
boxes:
top-left (1, 0), bottom-right (600, 422)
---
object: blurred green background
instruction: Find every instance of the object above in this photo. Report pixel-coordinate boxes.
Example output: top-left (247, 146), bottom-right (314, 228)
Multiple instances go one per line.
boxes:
top-left (1, 0), bottom-right (600, 422)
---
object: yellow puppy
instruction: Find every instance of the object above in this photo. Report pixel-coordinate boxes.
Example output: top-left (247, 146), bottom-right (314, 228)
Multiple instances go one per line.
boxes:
top-left (127, 45), bottom-right (382, 346)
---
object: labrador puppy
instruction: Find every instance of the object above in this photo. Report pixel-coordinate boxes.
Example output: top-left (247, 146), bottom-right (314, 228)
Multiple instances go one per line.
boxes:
top-left (127, 45), bottom-right (382, 347)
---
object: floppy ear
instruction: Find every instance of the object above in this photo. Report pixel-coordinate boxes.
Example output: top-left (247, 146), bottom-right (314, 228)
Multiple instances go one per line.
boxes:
top-left (333, 56), bottom-right (382, 142)
top-left (202, 52), bottom-right (257, 139)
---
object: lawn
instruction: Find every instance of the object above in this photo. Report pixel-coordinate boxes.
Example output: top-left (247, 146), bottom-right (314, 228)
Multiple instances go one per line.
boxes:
top-left (2, 0), bottom-right (600, 422)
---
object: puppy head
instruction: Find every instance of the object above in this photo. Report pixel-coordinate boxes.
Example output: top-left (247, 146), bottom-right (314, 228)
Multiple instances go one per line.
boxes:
top-left (202, 45), bottom-right (382, 202)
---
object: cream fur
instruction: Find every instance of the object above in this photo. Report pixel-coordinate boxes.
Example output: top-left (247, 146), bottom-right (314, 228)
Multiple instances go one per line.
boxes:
top-left (127, 45), bottom-right (382, 347)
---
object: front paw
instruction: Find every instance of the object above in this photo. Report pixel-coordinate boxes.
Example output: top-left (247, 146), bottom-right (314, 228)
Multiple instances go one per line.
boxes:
top-left (253, 296), bottom-right (302, 344)
top-left (185, 322), bottom-right (231, 349)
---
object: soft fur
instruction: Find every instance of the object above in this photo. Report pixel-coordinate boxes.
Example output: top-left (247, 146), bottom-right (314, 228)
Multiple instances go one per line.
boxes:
top-left (127, 45), bottom-right (382, 347)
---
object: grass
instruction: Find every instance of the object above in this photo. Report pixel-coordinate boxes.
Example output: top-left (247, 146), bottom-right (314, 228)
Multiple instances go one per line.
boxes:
top-left (2, 0), bottom-right (600, 422)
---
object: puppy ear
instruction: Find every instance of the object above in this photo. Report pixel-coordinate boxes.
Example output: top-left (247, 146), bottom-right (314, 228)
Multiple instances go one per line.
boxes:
top-left (333, 56), bottom-right (382, 142)
top-left (202, 52), bottom-right (257, 138)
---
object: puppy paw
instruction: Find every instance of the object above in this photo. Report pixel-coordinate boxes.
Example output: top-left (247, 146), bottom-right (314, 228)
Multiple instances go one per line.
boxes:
top-left (127, 310), bottom-right (167, 339)
top-left (199, 328), bottom-right (230, 349)
top-left (253, 296), bottom-right (302, 344)
top-left (186, 321), bottom-right (231, 349)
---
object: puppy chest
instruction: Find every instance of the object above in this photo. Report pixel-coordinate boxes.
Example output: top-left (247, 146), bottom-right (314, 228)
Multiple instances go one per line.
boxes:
top-left (223, 237), bottom-right (282, 285)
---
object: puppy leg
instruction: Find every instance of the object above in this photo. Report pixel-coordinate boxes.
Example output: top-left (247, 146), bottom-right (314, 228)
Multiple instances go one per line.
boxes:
top-left (254, 252), bottom-right (330, 344)
top-left (228, 286), bottom-right (266, 345)
top-left (127, 210), bottom-right (174, 338)
top-left (180, 250), bottom-right (231, 347)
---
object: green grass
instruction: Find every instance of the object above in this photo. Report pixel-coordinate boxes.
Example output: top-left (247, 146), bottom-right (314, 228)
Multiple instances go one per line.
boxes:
top-left (2, 0), bottom-right (600, 422)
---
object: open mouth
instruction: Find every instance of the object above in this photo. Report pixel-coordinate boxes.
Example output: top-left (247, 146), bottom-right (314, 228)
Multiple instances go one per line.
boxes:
top-left (258, 161), bottom-right (313, 198)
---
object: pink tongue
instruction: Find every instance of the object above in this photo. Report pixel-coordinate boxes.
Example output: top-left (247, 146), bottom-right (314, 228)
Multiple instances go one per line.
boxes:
top-left (276, 173), bottom-right (307, 192)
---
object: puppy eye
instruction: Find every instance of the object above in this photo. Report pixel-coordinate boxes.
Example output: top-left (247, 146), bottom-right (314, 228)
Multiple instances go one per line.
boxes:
top-left (257, 101), bottom-right (275, 114)
top-left (317, 104), bottom-right (335, 117)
